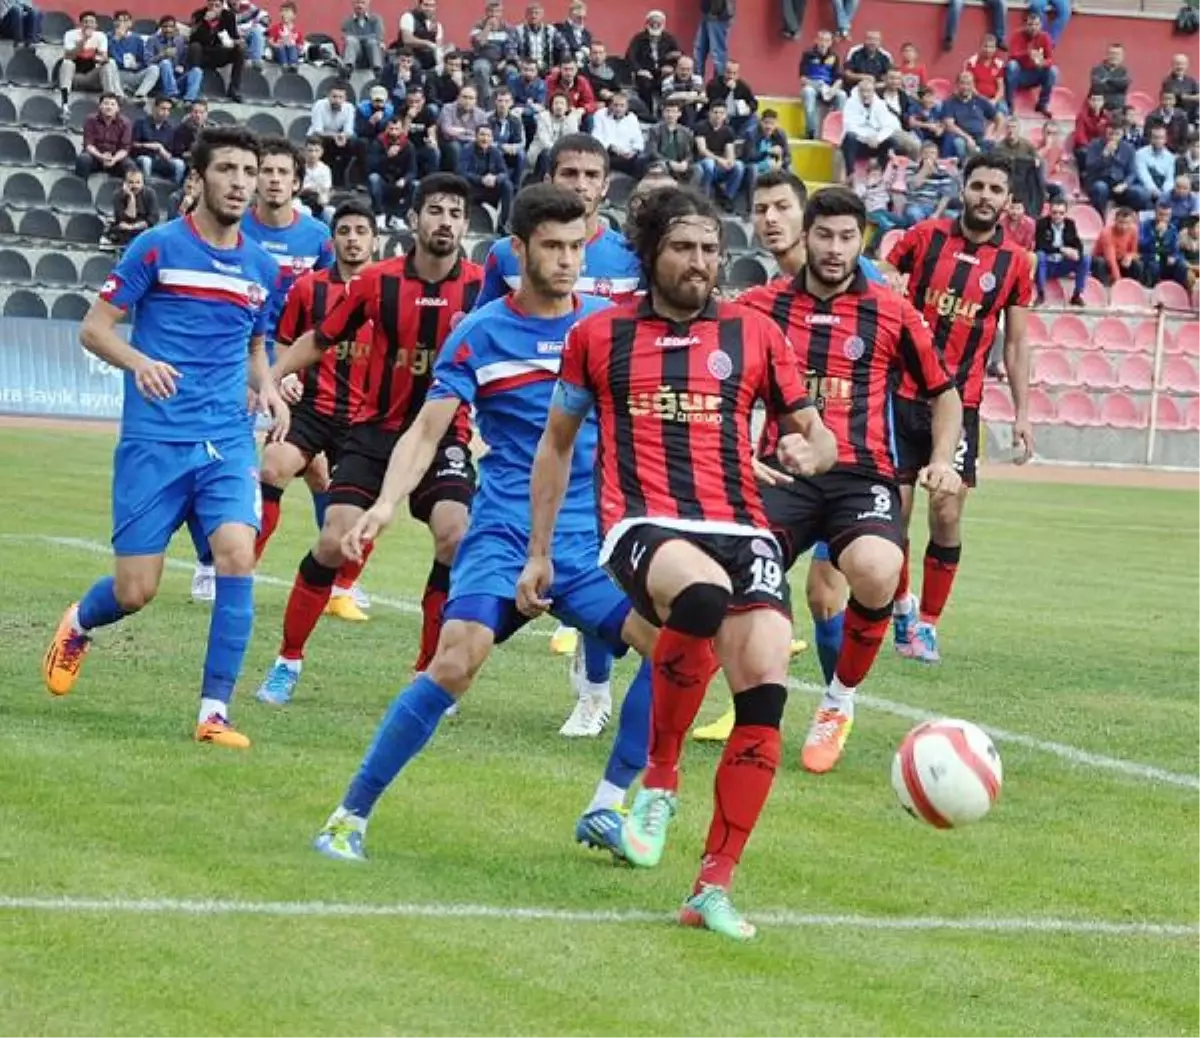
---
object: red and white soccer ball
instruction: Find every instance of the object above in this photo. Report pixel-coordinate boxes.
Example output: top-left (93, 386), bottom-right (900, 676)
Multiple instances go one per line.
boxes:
top-left (891, 718), bottom-right (1003, 828)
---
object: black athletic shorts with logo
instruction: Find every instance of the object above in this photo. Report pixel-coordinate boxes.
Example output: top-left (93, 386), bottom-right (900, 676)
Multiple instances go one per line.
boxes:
top-left (329, 423), bottom-right (476, 519)
top-left (893, 397), bottom-right (980, 488)
top-left (605, 522), bottom-right (792, 625)
top-left (761, 468), bottom-right (904, 569)
top-left (285, 402), bottom-right (348, 469)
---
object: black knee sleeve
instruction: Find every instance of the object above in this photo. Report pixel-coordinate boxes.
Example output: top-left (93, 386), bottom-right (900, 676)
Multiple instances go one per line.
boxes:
top-left (665, 582), bottom-right (732, 639)
top-left (299, 550), bottom-right (338, 586)
top-left (926, 541), bottom-right (962, 565)
top-left (847, 597), bottom-right (892, 623)
top-left (261, 482), bottom-right (284, 504)
top-left (732, 682), bottom-right (788, 729)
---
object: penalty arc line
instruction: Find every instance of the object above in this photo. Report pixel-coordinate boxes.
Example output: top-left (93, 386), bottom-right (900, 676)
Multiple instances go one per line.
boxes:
top-left (4, 533), bottom-right (1198, 792)
top-left (0, 895), bottom-right (1195, 938)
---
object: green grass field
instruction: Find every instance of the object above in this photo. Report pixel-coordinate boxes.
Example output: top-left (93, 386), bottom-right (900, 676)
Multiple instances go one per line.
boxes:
top-left (0, 425), bottom-right (1197, 1037)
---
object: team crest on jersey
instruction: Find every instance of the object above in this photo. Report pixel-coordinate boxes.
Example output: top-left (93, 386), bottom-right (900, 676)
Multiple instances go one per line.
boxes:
top-left (843, 335), bottom-right (865, 361)
top-left (101, 276), bottom-right (118, 295)
top-left (750, 538), bottom-right (775, 559)
top-left (247, 283), bottom-right (267, 310)
top-left (706, 349), bottom-right (732, 381)
top-left (444, 445), bottom-right (466, 465)
top-left (291, 255), bottom-right (308, 274)
top-left (979, 271), bottom-right (997, 292)
top-left (592, 277), bottom-right (613, 297)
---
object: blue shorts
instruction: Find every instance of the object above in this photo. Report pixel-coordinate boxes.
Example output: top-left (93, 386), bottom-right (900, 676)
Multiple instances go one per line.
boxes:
top-left (444, 520), bottom-right (631, 653)
top-left (112, 436), bottom-right (261, 557)
top-left (812, 540), bottom-right (831, 563)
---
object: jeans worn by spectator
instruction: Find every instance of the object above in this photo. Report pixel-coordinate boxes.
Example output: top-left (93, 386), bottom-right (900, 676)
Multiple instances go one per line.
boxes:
top-left (1026, 0), bottom-right (1070, 45)
top-left (800, 83), bottom-right (846, 140)
top-left (1004, 60), bottom-right (1056, 110)
top-left (699, 157), bottom-right (744, 202)
top-left (273, 42), bottom-right (299, 67)
top-left (830, 0), bottom-right (860, 35)
top-left (188, 40), bottom-right (245, 96)
top-left (242, 24), bottom-right (265, 63)
top-left (1037, 251), bottom-right (1091, 297)
top-left (944, 0), bottom-right (1008, 48)
top-left (1087, 180), bottom-right (1150, 215)
top-left (693, 16), bottom-right (729, 79)
top-left (137, 154), bottom-right (187, 185)
top-left (0, 4), bottom-right (42, 44)
top-left (156, 60), bottom-right (204, 100)
top-left (366, 172), bottom-right (414, 220)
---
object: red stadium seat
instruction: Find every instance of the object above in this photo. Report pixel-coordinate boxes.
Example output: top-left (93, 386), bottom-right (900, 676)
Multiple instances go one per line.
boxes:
top-left (981, 383), bottom-right (1015, 423)
top-left (1110, 278), bottom-right (1149, 310)
top-left (1033, 348), bottom-right (1075, 386)
top-left (1092, 316), bottom-right (1135, 353)
top-left (1080, 276), bottom-right (1107, 308)
top-left (927, 77), bottom-right (952, 102)
top-left (1126, 90), bottom-right (1156, 120)
top-left (1075, 352), bottom-right (1118, 389)
top-left (1025, 312), bottom-right (1051, 346)
top-left (879, 229), bottom-right (903, 259)
top-left (1056, 390), bottom-right (1100, 427)
top-left (1049, 314), bottom-right (1089, 349)
top-left (1185, 397), bottom-right (1200, 431)
top-left (1028, 386), bottom-right (1058, 423)
top-left (1153, 280), bottom-right (1192, 312)
top-left (1041, 277), bottom-right (1068, 306)
top-left (1116, 354), bottom-right (1153, 390)
top-left (1177, 321), bottom-right (1200, 357)
top-left (1048, 85), bottom-right (1076, 120)
top-left (1133, 320), bottom-right (1171, 354)
top-left (1154, 395), bottom-right (1184, 431)
top-left (821, 110), bottom-right (844, 145)
top-left (1053, 166), bottom-right (1081, 199)
top-left (1012, 87), bottom-right (1039, 117)
top-left (1163, 356), bottom-right (1200, 393)
top-left (1067, 205), bottom-right (1103, 239)
top-left (1099, 391), bottom-right (1147, 429)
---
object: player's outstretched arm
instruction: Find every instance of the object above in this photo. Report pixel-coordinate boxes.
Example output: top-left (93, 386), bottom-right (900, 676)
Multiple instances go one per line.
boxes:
top-left (342, 396), bottom-right (460, 562)
top-left (248, 333), bottom-right (290, 443)
top-left (1003, 303), bottom-right (1035, 464)
top-left (921, 386), bottom-right (965, 497)
top-left (270, 329), bottom-right (326, 381)
top-left (776, 405), bottom-right (838, 477)
top-left (80, 298), bottom-right (180, 401)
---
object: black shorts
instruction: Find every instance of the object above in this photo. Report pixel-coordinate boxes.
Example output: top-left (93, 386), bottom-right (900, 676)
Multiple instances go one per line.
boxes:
top-left (762, 470), bottom-right (904, 569)
top-left (604, 523), bottom-right (792, 624)
top-left (285, 403), bottom-right (348, 469)
top-left (328, 424), bottom-right (476, 520)
top-left (893, 397), bottom-right (980, 488)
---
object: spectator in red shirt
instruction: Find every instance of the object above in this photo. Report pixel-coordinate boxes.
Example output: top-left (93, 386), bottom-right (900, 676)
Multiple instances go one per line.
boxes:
top-left (897, 42), bottom-right (925, 97)
top-left (963, 34), bottom-right (1007, 111)
top-left (75, 91), bottom-right (134, 179)
top-left (1004, 11), bottom-right (1056, 117)
top-left (1071, 90), bottom-right (1109, 174)
top-left (546, 56), bottom-right (596, 124)
top-left (1091, 205), bottom-right (1142, 285)
top-left (1000, 198), bottom-right (1035, 251)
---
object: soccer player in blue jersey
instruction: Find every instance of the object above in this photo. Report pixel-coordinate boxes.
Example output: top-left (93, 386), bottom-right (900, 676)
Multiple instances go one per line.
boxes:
top-left (311, 184), bottom-right (666, 863)
top-left (187, 136), bottom-right (337, 605)
top-left (476, 133), bottom-right (644, 738)
top-left (43, 127), bottom-right (290, 750)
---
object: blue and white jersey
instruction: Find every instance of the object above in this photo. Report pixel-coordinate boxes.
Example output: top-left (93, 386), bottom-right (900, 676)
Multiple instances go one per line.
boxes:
top-left (100, 214), bottom-right (281, 443)
top-left (429, 294), bottom-right (612, 535)
top-left (241, 207), bottom-right (334, 336)
top-left (475, 225), bottom-right (642, 307)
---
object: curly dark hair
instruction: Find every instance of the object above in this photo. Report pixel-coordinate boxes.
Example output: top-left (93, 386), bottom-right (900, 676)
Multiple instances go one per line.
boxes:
top-left (625, 184), bottom-right (723, 279)
top-left (191, 127), bottom-right (263, 176)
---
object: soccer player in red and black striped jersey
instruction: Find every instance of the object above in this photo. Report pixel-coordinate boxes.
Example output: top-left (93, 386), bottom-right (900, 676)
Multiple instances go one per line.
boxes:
top-left (741, 186), bottom-right (964, 775)
top-left (525, 186), bottom-right (837, 939)
top-left (255, 174), bottom-right (484, 705)
top-left (254, 200), bottom-right (376, 619)
top-left (886, 152), bottom-right (1035, 663)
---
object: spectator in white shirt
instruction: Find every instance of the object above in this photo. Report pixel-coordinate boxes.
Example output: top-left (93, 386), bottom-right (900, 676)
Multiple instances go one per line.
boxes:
top-left (310, 83), bottom-right (357, 187)
top-left (528, 91), bottom-right (581, 178)
top-left (591, 90), bottom-right (646, 178)
top-left (59, 12), bottom-right (120, 112)
top-left (840, 75), bottom-right (902, 181)
top-left (299, 135), bottom-right (334, 222)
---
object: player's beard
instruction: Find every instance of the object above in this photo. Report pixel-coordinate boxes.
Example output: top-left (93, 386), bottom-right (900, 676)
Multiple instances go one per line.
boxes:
top-left (806, 251), bottom-right (857, 289)
top-left (525, 256), bottom-right (574, 300)
top-left (654, 266), bottom-right (715, 314)
top-left (962, 201), bottom-right (1001, 234)
top-left (202, 180), bottom-right (246, 227)
top-left (421, 230), bottom-right (458, 258)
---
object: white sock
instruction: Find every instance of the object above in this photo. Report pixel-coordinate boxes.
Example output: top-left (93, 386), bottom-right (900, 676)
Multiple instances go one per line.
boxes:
top-left (199, 697), bottom-right (228, 723)
top-left (329, 805), bottom-right (367, 830)
top-left (822, 677), bottom-right (856, 714)
top-left (584, 680), bottom-right (612, 703)
top-left (70, 605), bottom-right (89, 637)
top-left (586, 779), bottom-right (626, 815)
top-left (330, 585), bottom-right (351, 599)
top-left (275, 656), bottom-right (302, 673)
top-left (893, 593), bottom-right (915, 615)
top-left (195, 563), bottom-right (215, 577)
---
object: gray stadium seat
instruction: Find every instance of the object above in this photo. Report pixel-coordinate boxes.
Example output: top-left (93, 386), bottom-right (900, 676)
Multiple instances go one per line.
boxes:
top-left (386, 231), bottom-right (413, 257)
top-left (4, 289), bottom-right (47, 318)
top-left (49, 175), bottom-right (95, 213)
top-left (207, 107), bottom-right (237, 126)
top-left (40, 9), bottom-right (74, 42)
top-left (35, 252), bottom-right (80, 286)
top-left (93, 13), bottom-right (114, 32)
top-left (247, 112), bottom-right (284, 137)
top-left (65, 212), bottom-right (104, 244)
top-left (0, 94), bottom-right (17, 125)
top-left (241, 67), bottom-right (271, 102)
top-left (468, 204), bottom-right (495, 235)
top-left (51, 292), bottom-right (91, 321)
top-left (7, 48), bottom-right (49, 86)
top-left (0, 207), bottom-right (14, 234)
top-left (132, 17), bottom-right (157, 34)
top-left (470, 238), bottom-right (495, 264)
top-left (606, 173), bottom-right (635, 208)
top-left (4, 172), bottom-right (47, 208)
top-left (80, 253), bottom-right (114, 289)
top-left (286, 114), bottom-right (311, 144)
top-left (20, 94), bottom-right (62, 130)
top-left (316, 76), bottom-right (355, 102)
top-left (0, 248), bottom-right (33, 283)
top-left (274, 72), bottom-right (315, 107)
top-left (152, 181), bottom-right (173, 214)
top-left (67, 99), bottom-right (95, 133)
top-left (726, 254), bottom-right (770, 289)
top-left (722, 219), bottom-right (750, 251)
top-left (201, 68), bottom-right (229, 99)
top-left (93, 177), bottom-right (119, 214)
top-left (18, 208), bottom-right (62, 239)
top-left (35, 132), bottom-right (78, 168)
top-left (0, 130), bottom-right (33, 164)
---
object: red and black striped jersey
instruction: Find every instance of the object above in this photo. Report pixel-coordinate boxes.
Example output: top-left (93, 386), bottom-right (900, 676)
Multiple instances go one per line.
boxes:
top-left (315, 252), bottom-right (483, 434)
top-left (277, 267), bottom-right (372, 425)
top-left (560, 295), bottom-right (812, 547)
top-left (887, 217), bottom-right (1035, 408)
top-left (742, 269), bottom-right (953, 482)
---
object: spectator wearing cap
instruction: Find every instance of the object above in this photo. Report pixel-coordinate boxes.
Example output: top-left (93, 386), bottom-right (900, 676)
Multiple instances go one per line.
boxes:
top-left (341, 0), bottom-right (385, 75)
top-left (703, 57), bottom-right (757, 137)
top-left (644, 98), bottom-right (698, 183)
top-left (1034, 198), bottom-right (1089, 307)
top-left (1090, 206), bottom-right (1140, 285)
top-left (798, 28), bottom-right (846, 141)
top-left (626, 9), bottom-right (681, 116)
top-left (1136, 124), bottom-right (1178, 209)
top-left (694, 0), bottom-right (734, 80)
top-left (437, 83), bottom-right (490, 171)
top-left (1162, 53), bottom-right (1199, 123)
top-left (489, 85), bottom-right (527, 185)
top-left (843, 30), bottom-right (891, 91)
top-left (188, 0), bottom-right (246, 102)
top-left (1089, 43), bottom-right (1129, 113)
top-left (399, 0), bottom-right (444, 74)
top-left (1139, 198), bottom-right (1188, 287)
top-left (356, 84), bottom-right (395, 139)
top-left (557, 0), bottom-right (592, 65)
top-left (591, 90), bottom-right (645, 178)
top-left (1004, 10), bottom-right (1056, 118)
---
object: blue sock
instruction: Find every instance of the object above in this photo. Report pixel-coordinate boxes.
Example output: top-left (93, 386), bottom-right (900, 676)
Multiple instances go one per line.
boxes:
top-left (602, 659), bottom-right (651, 789)
top-left (187, 513), bottom-right (213, 567)
top-left (201, 574), bottom-right (255, 703)
top-left (77, 575), bottom-right (128, 630)
top-left (813, 612), bottom-right (845, 686)
top-left (343, 673), bottom-right (455, 818)
top-left (311, 490), bottom-right (330, 532)
top-left (583, 635), bottom-right (614, 684)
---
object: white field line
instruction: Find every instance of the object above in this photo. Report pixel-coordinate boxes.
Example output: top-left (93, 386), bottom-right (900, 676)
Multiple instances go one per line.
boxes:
top-left (3, 533), bottom-right (1198, 792)
top-left (0, 894), bottom-right (1194, 938)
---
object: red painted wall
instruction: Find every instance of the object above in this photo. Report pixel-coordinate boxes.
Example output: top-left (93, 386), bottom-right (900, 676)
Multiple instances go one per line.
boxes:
top-left (66, 0), bottom-right (1181, 101)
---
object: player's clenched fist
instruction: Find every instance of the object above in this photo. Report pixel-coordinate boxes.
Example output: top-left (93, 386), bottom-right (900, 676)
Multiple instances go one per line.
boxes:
top-left (259, 383), bottom-right (291, 443)
top-left (515, 555), bottom-right (554, 618)
top-left (342, 500), bottom-right (396, 562)
top-left (132, 357), bottom-right (181, 400)
top-left (279, 373), bottom-right (304, 404)
top-left (777, 432), bottom-right (827, 477)
top-left (918, 462), bottom-right (962, 497)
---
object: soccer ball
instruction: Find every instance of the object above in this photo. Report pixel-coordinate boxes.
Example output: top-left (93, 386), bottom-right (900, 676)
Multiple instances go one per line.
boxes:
top-left (891, 718), bottom-right (1002, 828)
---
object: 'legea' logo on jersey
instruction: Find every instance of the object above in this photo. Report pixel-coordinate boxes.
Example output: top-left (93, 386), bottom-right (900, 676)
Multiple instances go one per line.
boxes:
top-left (537, 340), bottom-right (564, 354)
top-left (416, 297), bottom-right (448, 307)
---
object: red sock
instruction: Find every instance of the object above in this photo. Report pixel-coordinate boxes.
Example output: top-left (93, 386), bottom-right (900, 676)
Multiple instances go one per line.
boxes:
top-left (643, 629), bottom-right (716, 792)
top-left (920, 542), bottom-right (961, 624)
top-left (894, 538), bottom-right (911, 603)
top-left (280, 553), bottom-right (337, 660)
top-left (413, 560), bottom-right (451, 672)
top-left (698, 722), bottom-right (781, 891)
top-left (254, 484), bottom-right (284, 561)
top-left (834, 596), bottom-right (892, 689)
top-left (334, 540), bottom-right (374, 591)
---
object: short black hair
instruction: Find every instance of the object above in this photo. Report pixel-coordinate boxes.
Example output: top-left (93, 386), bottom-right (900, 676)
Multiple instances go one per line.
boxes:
top-left (157, 13), bottom-right (176, 25)
top-left (191, 127), bottom-right (263, 175)
top-left (510, 183), bottom-right (587, 244)
top-left (154, 94), bottom-right (173, 106)
top-left (259, 135), bottom-right (303, 181)
top-left (412, 172), bottom-right (471, 215)
top-left (114, 8), bottom-right (131, 18)
top-left (754, 169), bottom-right (807, 206)
top-left (332, 198), bottom-right (375, 231)
top-left (802, 185), bottom-right (866, 232)
top-left (626, 185), bottom-right (723, 278)
top-left (326, 80), bottom-right (350, 95)
top-left (761, 107), bottom-right (779, 120)
top-left (547, 132), bottom-right (609, 177)
top-left (79, 9), bottom-right (97, 20)
top-left (98, 91), bottom-right (120, 105)
top-left (962, 151), bottom-right (1013, 187)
